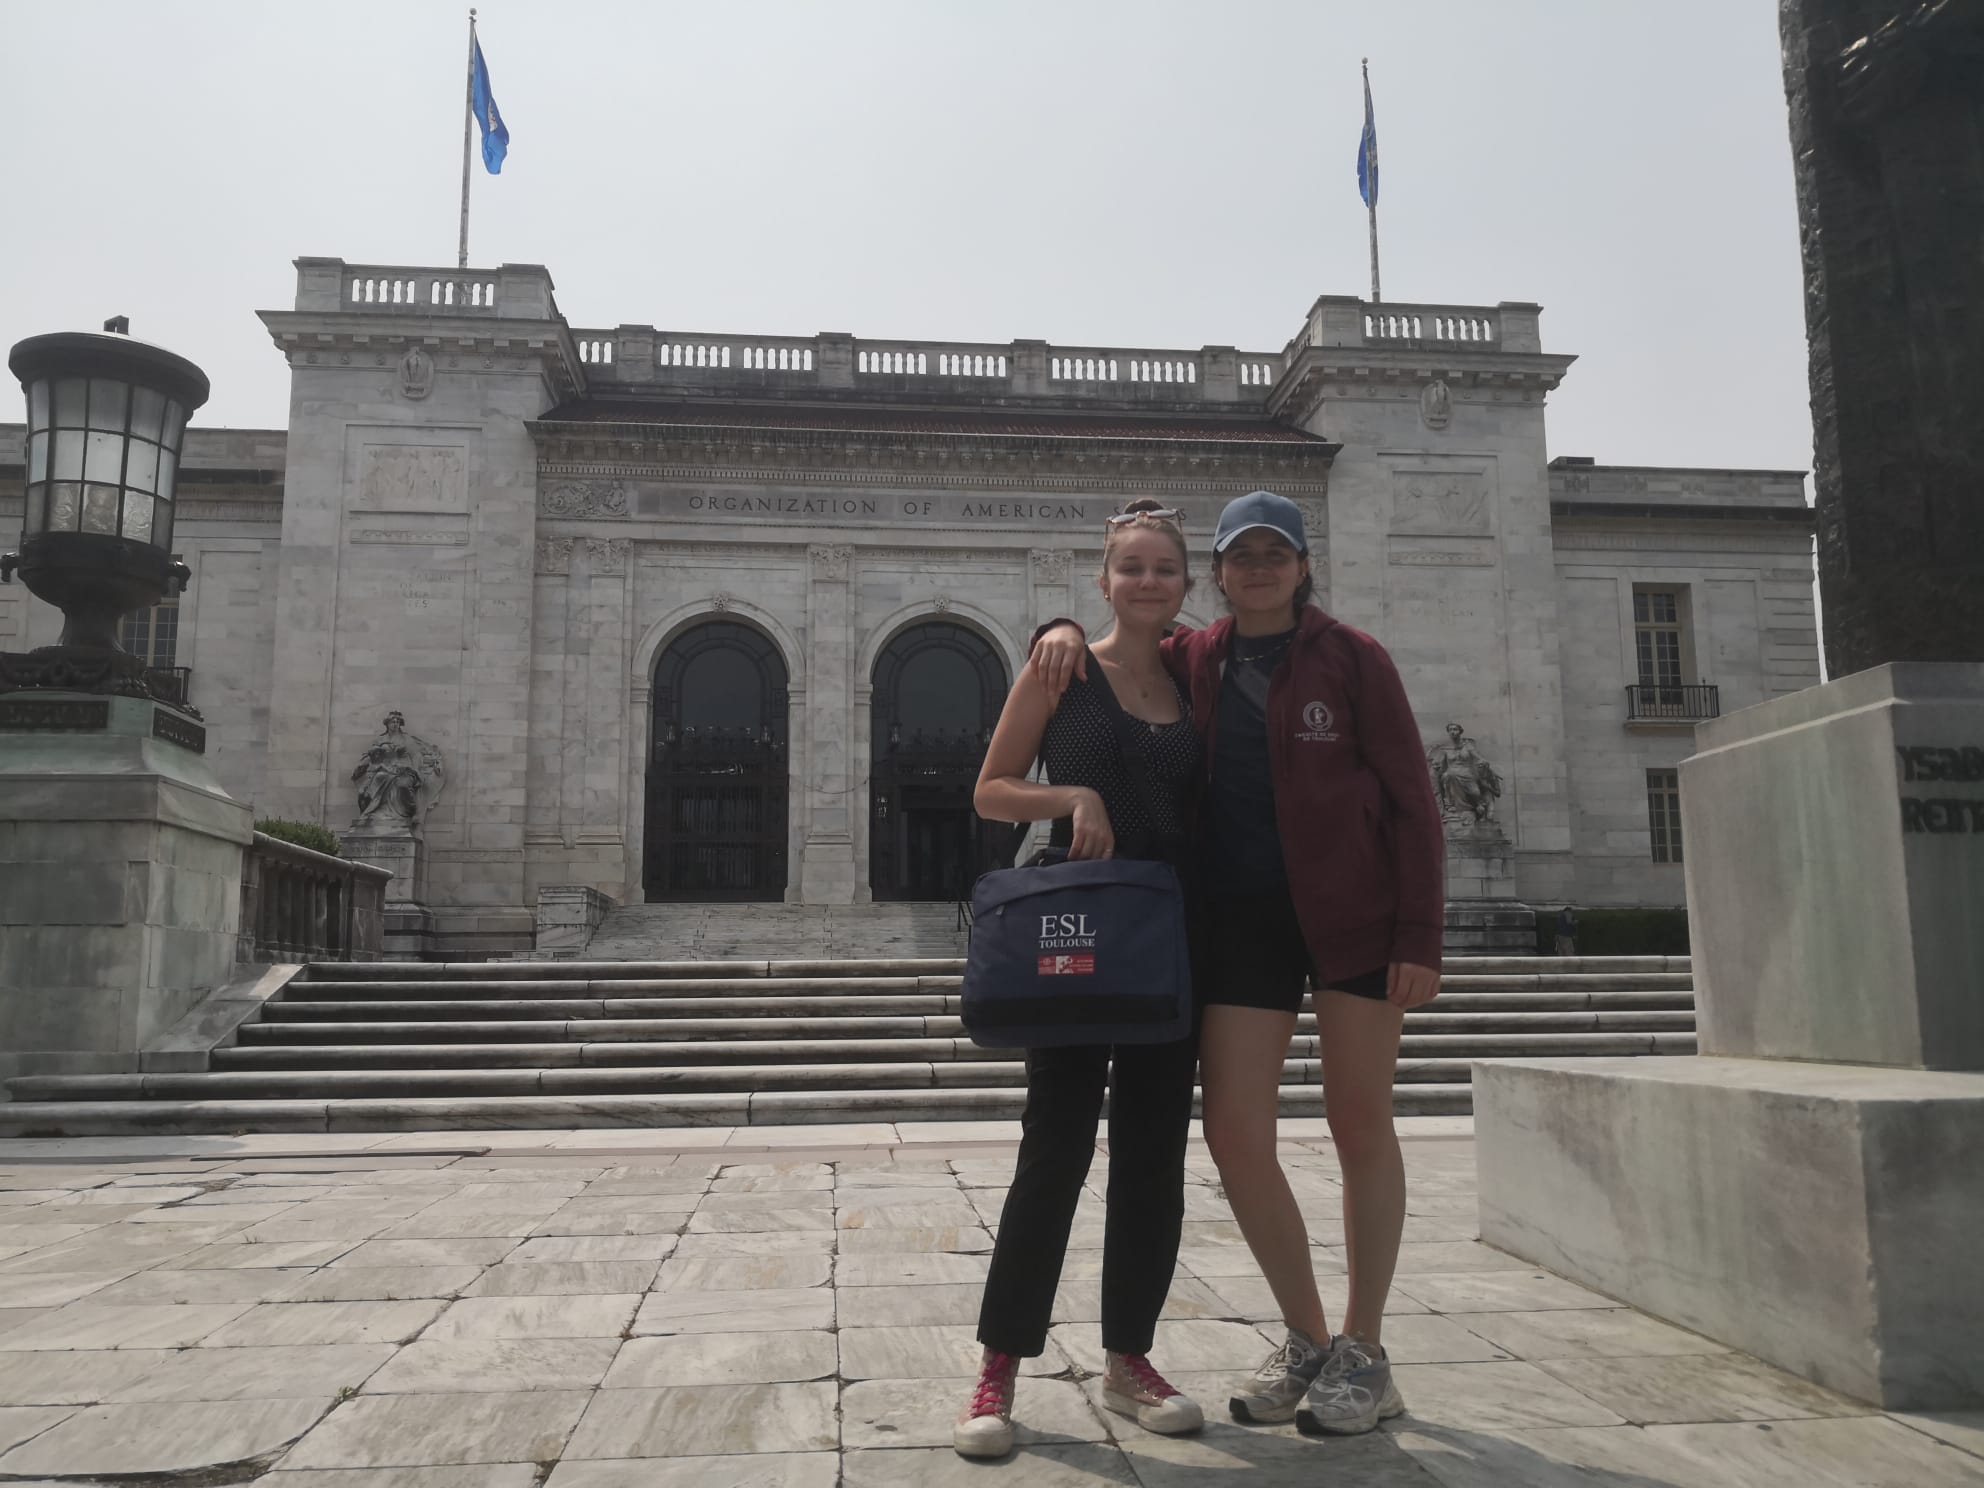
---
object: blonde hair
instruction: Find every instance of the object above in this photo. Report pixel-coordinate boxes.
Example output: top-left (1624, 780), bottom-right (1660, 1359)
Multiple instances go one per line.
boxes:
top-left (1102, 498), bottom-right (1190, 575)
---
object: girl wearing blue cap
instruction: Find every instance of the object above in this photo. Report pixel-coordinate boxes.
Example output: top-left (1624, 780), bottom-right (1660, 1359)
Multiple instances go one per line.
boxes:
top-left (1032, 489), bottom-right (1444, 1438)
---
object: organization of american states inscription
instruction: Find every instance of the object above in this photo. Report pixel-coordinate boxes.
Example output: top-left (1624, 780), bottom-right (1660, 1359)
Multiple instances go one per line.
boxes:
top-left (587, 488), bottom-right (1323, 532)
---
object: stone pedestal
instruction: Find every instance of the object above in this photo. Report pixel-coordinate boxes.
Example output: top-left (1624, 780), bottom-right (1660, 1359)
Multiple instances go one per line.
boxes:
top-left (0, 692), bottom-right (253, 1079)
top-left (1475, 1056), bottom-right (1984, 1409)
top-left (1474, 663), bottom-right (1984, 1410)
top-left (341, 826), bottom-right (430, 959)
top-left (1442, 823), bottom-right (1534, 954)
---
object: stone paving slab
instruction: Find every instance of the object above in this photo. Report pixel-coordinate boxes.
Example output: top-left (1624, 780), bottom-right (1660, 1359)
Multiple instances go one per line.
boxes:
top-left (0, 1122), bottom-right (1976, 1485)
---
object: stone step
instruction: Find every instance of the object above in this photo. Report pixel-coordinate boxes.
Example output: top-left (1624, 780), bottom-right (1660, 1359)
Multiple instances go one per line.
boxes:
top-left (279, 972), bottom-right (1695, 1001)
top-left (11, 1044), bottom-right (1704, 1104)
top-left (0, 1082), bottom-right (1479, 1136)
top-left (232, 1008), bottom-right (1697, 1046)
top-left (305, 958), bottom-right (970, 982)
top-left (209, 1030), bottom-right (1698, 1071)
top-left (303, 954), bottom-right (1692, 982)
top-left (258, 988), bottom-right (1696, 1024)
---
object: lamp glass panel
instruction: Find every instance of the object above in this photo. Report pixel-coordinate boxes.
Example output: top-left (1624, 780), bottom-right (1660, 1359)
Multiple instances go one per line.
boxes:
top-left (127, 386), bottom-right (165, 443)
top-left (153, 499), bottom-right (173, 550)
top-left (160, 401), bottom-right (186, 452)
top-left (47, 484), bottom-right (81, 532)
top-left (83, 430), bottom-right (124, 485)
top-left (52, 379), bottom-right (86, 428)
top-left (120, 491), bottom-right (155, 544)
top-left (24, 484), bottom-right (47, 536)
top-left (26, 431), bottom-right (48, 484)
top-left (87, 379), bottom-right (129, 432)
top-left (155, 446), bottom-right (177, 501)
top-left (123, 439), bottom-right (159, 494)
top-left (27, 380), bottom-right (49, 433)
top-left (80, 485), bottom-right (119, 535)
top-left (51, 430), bottom-right (84, 481)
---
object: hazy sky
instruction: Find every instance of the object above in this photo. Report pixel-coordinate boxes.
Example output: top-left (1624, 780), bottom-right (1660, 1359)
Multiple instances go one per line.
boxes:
top-left (2, 1), bottom-right (1813, 475)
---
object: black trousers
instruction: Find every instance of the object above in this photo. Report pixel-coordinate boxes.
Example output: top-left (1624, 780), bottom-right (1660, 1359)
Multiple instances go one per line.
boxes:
top-left (976, 1031), bottom-right (1197, 1358)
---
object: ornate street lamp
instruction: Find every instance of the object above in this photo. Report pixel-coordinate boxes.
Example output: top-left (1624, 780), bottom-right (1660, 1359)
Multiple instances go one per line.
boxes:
top-left (0, 329), bottom-right (207, 703)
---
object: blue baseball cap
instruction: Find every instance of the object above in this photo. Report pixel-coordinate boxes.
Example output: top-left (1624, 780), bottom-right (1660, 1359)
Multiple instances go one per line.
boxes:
top-left (1212, 490), bottom-right (1308, 555)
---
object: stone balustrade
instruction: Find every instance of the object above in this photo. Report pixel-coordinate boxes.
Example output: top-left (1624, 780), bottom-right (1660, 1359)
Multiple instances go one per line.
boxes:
top-left (564, 326), bottom-right (1290, 406)
top-left (238, 833), bottom-right (392, 964)
top-left (1290, 295), bottom-right (1544, 356)
top-left (340, 265), bottom-right (500, 314)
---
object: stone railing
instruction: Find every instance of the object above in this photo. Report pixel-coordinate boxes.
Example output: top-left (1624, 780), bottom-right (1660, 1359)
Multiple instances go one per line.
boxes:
top-left (1289, 296), bottom-right (1544, 357)
top-left (566, 328), bottom-right (1288, 405)
top-left (340, 264), bottom-right (500, 314)
top-left (238, 833), bottom-right (392, 964)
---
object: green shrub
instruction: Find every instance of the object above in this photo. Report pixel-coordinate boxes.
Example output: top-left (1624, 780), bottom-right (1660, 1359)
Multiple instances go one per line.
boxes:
top-left (256, 818), bottom-right (342, 857)
top-left (1534, 906), bottom-right (1690, 957)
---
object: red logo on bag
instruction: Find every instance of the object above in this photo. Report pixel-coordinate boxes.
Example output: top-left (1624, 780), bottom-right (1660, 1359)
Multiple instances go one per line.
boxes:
top-left (1037, 954), bottom-right (1095, 976)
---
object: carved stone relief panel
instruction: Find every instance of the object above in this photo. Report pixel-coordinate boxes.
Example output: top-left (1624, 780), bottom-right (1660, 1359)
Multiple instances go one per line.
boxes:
top-left (1389, 467), bottom-right (1494, 536)
top-left (353, 446), bottom-right (467, 514)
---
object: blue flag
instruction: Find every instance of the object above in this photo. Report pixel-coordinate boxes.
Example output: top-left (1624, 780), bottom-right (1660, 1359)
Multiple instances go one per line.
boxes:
top-left (1357, 66), bottom-right (1378, 208)
top-left (471, 37), bottom-right (509, 174)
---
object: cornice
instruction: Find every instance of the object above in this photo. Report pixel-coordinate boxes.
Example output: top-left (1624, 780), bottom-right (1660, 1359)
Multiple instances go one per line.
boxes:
top-left (259, 312), bottom-right (584, 399)
top-left (1271, 347), bottom-right (1576, 425)
top-left (528, 421), bottom-right (1335, 493)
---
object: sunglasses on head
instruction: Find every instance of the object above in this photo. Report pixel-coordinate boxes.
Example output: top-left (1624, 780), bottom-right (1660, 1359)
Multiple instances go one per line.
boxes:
top-left (1104, 508), bottom-right (1185, 528)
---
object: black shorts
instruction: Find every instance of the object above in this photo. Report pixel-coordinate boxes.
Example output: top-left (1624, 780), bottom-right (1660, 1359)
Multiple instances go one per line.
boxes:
top-left (1197, 890), bottom-right (1389, 1014)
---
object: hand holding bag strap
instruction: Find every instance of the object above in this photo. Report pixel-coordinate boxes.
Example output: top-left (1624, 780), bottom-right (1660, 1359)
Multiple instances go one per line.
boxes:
top-left (1080, 648), bottom-right (1172, 858)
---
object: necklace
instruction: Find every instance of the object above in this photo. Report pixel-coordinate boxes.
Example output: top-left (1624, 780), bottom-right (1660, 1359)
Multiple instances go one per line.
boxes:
top-left (1235, 631), bottom-right (1295, 666)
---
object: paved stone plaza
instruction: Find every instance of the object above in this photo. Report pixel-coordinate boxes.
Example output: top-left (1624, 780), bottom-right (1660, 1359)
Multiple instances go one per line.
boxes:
top-left (0, 1119), bottom-right (1976, 1485)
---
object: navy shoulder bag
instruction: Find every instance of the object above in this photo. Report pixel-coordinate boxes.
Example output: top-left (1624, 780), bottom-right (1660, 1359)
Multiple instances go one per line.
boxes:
top-left (960, 659), bottom-right (1193, 1049)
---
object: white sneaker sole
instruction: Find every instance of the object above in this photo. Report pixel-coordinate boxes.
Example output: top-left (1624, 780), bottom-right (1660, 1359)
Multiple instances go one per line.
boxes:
top-left (1295, 1389), bottom-right (1406, 1437)
top-left (1103, 1389), bottom-right (1205, 1436)
top-left (953, 1421), bottom-right (1015, 1458)
top-left (1228, 1388), bottom-right (1303, 1425)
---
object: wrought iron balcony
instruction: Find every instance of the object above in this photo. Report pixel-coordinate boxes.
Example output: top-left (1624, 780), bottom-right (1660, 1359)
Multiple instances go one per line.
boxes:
top-left (144, 665), bottom-right (192, 708)
top-left (1625, 683), bottom-right (1720, 724)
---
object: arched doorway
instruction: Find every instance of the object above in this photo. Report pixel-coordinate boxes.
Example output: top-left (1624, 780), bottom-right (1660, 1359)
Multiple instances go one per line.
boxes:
top-left (644, 621), bottom-right (789, 901)
top-left (869, 621), bottom-right (1017, 901)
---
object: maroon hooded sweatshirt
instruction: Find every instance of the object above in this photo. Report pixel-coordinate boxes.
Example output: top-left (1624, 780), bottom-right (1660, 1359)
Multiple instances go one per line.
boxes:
top-left (1159, 607), bottom-right (1447, 980)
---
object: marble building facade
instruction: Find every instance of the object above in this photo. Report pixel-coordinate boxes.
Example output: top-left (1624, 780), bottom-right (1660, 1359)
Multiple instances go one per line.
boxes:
top-left (0, 257), bottom-right (1819, 954)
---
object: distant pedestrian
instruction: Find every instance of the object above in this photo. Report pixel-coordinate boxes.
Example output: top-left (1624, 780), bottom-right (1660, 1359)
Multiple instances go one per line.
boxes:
top-left (1555, 906), bottom-right (1578, 958)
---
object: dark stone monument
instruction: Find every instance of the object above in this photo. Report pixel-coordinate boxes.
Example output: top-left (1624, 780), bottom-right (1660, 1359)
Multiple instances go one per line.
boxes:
top-left (1781, 0), bottom-right (1984, 675)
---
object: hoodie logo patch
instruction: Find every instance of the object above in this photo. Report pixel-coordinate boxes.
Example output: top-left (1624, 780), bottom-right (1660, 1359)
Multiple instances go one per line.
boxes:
top-left (1298, 701), bottom-right (1340, 743)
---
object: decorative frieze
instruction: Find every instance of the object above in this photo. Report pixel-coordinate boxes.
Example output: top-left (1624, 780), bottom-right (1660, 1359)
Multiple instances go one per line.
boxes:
top-left (809, 544), bottom-right (852, 580)
top-left (540, 480), bottom-right (629, 518)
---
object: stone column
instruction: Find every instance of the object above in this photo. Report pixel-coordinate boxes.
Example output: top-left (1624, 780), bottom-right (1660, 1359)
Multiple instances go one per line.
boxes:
top-left (580, 539), bottom-right (631, 885)
top-left (799, 544), bottom-right (856, 903)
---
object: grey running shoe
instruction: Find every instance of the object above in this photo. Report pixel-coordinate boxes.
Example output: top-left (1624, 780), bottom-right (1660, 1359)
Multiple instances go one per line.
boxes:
top-left (1228, 1325), bottom-right (1329, 1423)
top-left (1295, 1334), bottom-right (1405, 1436)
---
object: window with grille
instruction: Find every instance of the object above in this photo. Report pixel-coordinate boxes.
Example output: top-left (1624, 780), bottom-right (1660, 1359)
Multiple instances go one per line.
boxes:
top-left (1647, 768), bottom-right (1683, 864)
top-left (1634, 589), bottom-right (1685, 698)
top-left (119, 599), bottom-right (179, 668)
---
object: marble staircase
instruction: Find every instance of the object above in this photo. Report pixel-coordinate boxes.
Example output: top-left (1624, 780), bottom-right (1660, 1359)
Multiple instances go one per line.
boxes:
top-left (0, 955), bottom-right (1695, 1135)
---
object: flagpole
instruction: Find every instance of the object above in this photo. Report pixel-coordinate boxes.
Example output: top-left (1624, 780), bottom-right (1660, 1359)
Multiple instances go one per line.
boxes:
top-left (1363, 58), bottom-right (1382, 303)
top-left (457, 10), bottom-right (477, 270)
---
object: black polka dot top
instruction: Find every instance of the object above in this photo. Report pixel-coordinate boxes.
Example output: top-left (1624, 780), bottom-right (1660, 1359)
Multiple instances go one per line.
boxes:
top-left (1041, 670), bottom-right (1202, 861)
